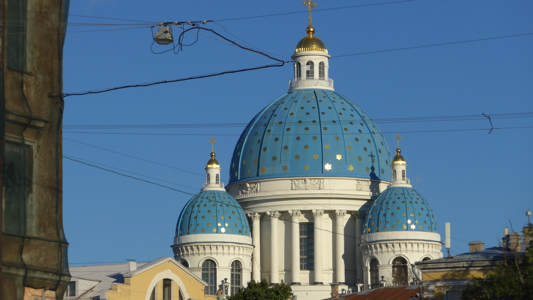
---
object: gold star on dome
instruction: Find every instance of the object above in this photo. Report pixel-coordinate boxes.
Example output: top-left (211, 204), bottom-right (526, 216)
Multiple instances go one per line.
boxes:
top-left (295, 154), bottom-right (300, 160)
top-left (242, 160), bottom-right (246, 165)
top-left (261, 167), bottom-right (266, 173)
top-left (296, 136), bottom-right (301, 141)
top-left (303, 164), bottom-right (310, 170)
top-left (313, 136), bottom-right (318, 140)
top-left (313, 154), bottom-right (319, 160)
top-left (348, 165), bottom-right (354, 171)
top-left (347, 145), bottom-right (352, 150)
top-left (263, 147), bottom-right (268, 152)
top-left (358, 156), bottom-right (362, 161)
top-left (335, 136), bottom-right (340, 141)
top-left (325, 144), bottom-right (330, 149)
top-left (325, 163), bottom-right (332, 171)
top-left (254, 158), bottom-right (258, 164)
top-left (282, 165), bottom-right (288, 171)
top-left (272, 156), bottom-right (277, 161)
top-left (247, 169), bottom-right (251, 175)
top-left (284, 145), bottom-right (289, 150)
top-left (365, 167), bottom-right (370, 173)
top-left (336, 154), bottom-right (342, 160)
top-left (304, 145), bottom-right (309, 149)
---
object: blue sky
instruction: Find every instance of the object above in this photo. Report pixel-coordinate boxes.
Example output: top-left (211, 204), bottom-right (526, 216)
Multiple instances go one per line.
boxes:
top-left (62, 0), bottom-right (533, 265)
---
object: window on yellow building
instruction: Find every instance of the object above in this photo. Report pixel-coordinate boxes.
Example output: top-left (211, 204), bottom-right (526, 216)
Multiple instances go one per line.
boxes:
top-left (163, 279), bottom-right (172, 300)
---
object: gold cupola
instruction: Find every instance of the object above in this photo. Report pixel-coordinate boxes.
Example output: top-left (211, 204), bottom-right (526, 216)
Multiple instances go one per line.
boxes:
top-left (295, 26), bottom-right (328, 53)
top-left (206, 152), bottom-right (221, 169)
top-left (392, 148), bottom-right (407, 165)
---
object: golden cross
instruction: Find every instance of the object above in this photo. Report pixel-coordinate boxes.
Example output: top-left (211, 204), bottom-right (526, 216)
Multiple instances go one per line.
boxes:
top-left (394, 133), bottom-right (402, 149)
top-left (303, 0), bottom-right (318, 26)
top-left (209, 136), bottom-right (217, 152)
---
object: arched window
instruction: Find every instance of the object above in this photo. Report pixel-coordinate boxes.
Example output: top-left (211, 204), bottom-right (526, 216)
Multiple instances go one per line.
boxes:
top-left (163, 279), bottom-right (172, 300)
top-left (393, 170), bottom-right (397, 181)
top-left (422, 257), bottom-right (431, 261)
top-left (319, 62), bottom-right (325, 79)
top-left (180, 259), bottom-right (189, 268)
top-left (207, 174), bottom-right (211, 184)
top-left (370, 259), bottom-right (379, 289)
top-left (149, 286), bottom-right (156, 300)
top-left (230, 261), bottom-right (243, 295)
top-left (296, 62), bottom-right (302, 79)
top-left (306, 61), bottom-right (314, 79)
top-left (202, 260), bottom-right (217, 295)
top-left (392, 257), bottom-right (408, 286)
top-left (402, 170), bottom-right (406, 180)
top-left (216, 174), bottom-right (220, 184)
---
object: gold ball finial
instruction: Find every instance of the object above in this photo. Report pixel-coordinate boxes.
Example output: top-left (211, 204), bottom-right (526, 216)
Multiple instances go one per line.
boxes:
top-left (306, 25), bottom-right (315, 37)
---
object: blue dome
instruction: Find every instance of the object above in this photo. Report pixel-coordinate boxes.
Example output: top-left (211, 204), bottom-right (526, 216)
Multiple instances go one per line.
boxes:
top-left (363, 187), bottom-right (438, 234)
top-left (229, 89), bottom-right (392, 184)
top-left (176, 190), bottom-right (250, 237)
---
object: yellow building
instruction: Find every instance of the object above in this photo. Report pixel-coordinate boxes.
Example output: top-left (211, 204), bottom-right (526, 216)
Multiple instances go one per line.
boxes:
top-left (66, 257), bottom-right (217, 300)
top-left (415, 230), bottom-right (531, 300)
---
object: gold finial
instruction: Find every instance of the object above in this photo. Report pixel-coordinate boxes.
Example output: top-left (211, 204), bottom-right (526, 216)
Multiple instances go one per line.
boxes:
top-left (209, 136), bottom-right (217, 153)
top-left (394, 133), bottom-right (402, 149)
top-left (392, 133), bottom-right (406, 165)
top-left (303, 0), bottom-right (318, 36)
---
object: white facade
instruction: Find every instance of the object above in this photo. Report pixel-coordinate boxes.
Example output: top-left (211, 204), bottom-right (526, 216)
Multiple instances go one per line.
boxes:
top-left (226, 177), bottom-right (390, 299)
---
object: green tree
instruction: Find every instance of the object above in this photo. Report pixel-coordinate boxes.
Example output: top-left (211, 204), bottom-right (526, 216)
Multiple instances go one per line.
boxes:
top-left (227, 278), bottom-right (293, 300)
top-left (461, 224), bottom-right (533, 300)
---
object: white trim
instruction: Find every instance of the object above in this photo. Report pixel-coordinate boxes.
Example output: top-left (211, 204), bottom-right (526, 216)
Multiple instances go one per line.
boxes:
top-left (198, 257), bottom-right (220, 268)
top-left (144, 270), bottom-right (190, 300)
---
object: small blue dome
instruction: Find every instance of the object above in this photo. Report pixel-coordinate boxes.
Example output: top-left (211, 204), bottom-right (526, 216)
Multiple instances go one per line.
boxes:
top-left (363, 187), bottom-right (438, 234)
top-left (229, 89), bottom-right (392, 184)
top-left (176, 190), bottom-right (250, 237)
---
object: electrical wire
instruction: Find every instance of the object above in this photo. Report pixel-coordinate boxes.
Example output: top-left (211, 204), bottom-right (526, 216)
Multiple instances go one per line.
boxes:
top-left (51, 26), bottom-right (288, 99)
top-left (214, 0), bottom-right (418, 22)
top-left (63, 154), bottom-right (199, 191)
top-left (334, 32), bottom-right (533, 58)
top-left (63, 138), bottom-right (204, 177)
top-left (62, 112), bottom-right (533, 130)
top-left (61, 126), bottom-right (533, 137)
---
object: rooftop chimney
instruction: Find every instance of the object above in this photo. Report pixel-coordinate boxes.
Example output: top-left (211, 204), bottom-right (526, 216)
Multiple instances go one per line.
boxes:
top-left (127, 260), bottom-right (137, 272)
top-left (468, 241), bottom-right (484, 252)
top-left (508, 233), bottom-right (521, 252)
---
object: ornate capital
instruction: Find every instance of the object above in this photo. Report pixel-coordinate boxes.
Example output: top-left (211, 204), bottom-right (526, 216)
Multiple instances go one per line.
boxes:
top-left (247, 212), bottom-right (261, 221)
top-left (335, 210), bottom-right (347, 218)
top-left (312, 209), bottom-right (324, 218)
top-left (351, 211), bottom-right (360, 219)
top-left (267, 211), bottom-right (281, 219)
top-left (288, 210), bottom-right (301, 218)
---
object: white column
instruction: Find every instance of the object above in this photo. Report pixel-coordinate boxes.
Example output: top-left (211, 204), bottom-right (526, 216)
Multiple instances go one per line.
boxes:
top-left (289, 210), bottom-right (301, 285)
top-left (334, 210), bottom-right (346, 284)
top-left (267, 211), bottom-right (281, 284)
top-left (352, 211), bottom-right (363, 284)
top-left (312, 209), bottom-right (324, 285)
top-left (248, 213), bottom-right (261, 282)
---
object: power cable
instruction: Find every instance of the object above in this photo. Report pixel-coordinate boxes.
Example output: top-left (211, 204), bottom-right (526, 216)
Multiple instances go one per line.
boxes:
top-left (53, 30), bottom-right (533, 98)
top-left (63, 154), bottom-right (198, 191)
top-left (62, 112), bottom-right (533, 129)
top-left (62, 126), bottom-right (533, 137)
top-left (51, 26), bottom-right (288, 99)
top-left (334, 32), bottom-right (533, 58)
top-left (64, 138), bottom-right (204, 177)
top-left (214, 0), bottom-right (418, 22)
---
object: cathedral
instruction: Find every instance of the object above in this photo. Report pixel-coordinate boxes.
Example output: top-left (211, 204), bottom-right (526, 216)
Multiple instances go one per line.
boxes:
top-left (172, 3), bottom-right (442, 299)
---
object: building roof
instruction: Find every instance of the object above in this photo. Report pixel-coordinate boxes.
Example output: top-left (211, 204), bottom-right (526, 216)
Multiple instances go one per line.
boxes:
top-left (363, 186), bottom-right (438, 234)
top-left (175, 190), bottom-right (250, 237)
top-left (229, 89), bottom-right (392, 184)
top-left (416, 245), bottom-right (528, 266)
top-left (69, 261), bottom-right (149, 295)
top-left (338, 285), bottom-right (421, 300)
